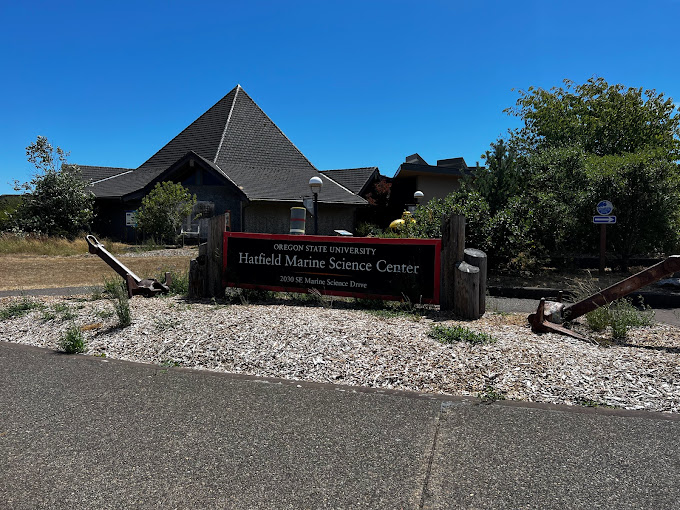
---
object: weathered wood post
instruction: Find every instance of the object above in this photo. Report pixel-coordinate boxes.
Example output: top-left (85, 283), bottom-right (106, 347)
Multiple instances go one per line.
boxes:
top-left (464, 248), bottom-right (487, 317)
top-left (188, 258), bottom-right (202, 299)
top-left (206, 214), bottom-right (226, 298)
top-left (454, 261), bottom-right (480, 319)
top-left (440, 214), bottom-right (465, 311)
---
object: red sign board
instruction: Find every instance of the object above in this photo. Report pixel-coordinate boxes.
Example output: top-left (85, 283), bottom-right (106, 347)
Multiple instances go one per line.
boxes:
top-left (223, 233), bottom-right (441, 304)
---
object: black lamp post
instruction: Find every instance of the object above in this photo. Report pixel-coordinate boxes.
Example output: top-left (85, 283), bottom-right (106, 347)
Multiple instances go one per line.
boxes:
top-left (309, 176), bottom-right (323, 235)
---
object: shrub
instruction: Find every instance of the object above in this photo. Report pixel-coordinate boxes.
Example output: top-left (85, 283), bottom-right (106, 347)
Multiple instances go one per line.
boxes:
top-left (585, 306), bottom-right (610, 332)
top-left (609, 298), bottom-right (654, 339)
top-left (59, 325), bottom-right (86, 354)
top-left (428, 324), bottom-right (496, 345)
top-left (13, 136), bottom-right (94, 238)
top-left (136, 182), bottom-right (196, 244)
top-left (584, 297), bottom-right (654, 339)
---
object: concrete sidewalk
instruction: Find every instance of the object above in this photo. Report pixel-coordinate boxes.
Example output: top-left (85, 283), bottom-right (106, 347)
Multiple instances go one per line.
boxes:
top-left (1, 341), bottom-right (678, 509)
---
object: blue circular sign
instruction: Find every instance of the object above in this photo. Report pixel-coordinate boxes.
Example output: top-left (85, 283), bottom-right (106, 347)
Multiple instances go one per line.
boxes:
top-left (596, 200), bottom-right (613, 215)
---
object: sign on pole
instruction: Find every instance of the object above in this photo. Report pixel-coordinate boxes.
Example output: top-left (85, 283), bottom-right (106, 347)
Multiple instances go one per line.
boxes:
top-left (593, 215), bottom-right (617, 224)
top-left (596, 200), bottom-right (614, 216)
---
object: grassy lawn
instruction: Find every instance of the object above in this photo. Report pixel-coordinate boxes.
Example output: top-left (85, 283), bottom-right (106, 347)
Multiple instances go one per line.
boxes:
top-left (0, 255), bottom-right (192, 291)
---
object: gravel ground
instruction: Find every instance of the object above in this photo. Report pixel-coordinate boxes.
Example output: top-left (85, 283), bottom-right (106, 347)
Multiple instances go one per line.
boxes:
top-left (1, 294), bottom-right (679, 413)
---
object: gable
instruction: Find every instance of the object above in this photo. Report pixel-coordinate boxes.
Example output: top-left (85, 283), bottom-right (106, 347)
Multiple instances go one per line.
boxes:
top-left (88, 85), bottom-right (365, 206)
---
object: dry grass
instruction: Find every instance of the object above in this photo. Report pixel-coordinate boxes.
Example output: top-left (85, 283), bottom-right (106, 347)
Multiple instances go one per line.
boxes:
top-left (0, 255), bottom-right (191, 290)
top-left (0, 232), bottom-right (128, 256)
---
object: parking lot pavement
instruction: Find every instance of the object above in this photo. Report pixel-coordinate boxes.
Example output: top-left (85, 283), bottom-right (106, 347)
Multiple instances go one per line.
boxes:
top-left (1, 341), bottom-right (679, 509)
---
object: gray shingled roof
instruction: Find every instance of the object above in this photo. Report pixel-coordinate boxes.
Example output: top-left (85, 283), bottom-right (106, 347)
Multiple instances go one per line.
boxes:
top-left (321, 167), bottom-right (378, 195)
top-left (79, 165), bottom-right (133, 184)
top-left (89, 86), bottom-right (365, 205)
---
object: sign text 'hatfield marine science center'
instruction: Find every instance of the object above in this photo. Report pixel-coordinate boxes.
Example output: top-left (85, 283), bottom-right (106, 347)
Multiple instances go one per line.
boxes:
top-left (222, 233), bottom-right (441, 303)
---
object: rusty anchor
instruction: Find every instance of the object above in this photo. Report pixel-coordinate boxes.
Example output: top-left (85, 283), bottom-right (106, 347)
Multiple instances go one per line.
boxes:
top-left (528, 255), bottom-right (680, 339)
top-left (86, 235), bottom-right (170, 298)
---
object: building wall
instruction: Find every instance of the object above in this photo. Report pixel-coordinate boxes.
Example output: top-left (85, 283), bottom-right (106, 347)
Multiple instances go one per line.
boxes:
top-left (243, 201), bottom-right (359, 235)
top-left (93, 199), bottom-right (142, 242)
top-left (416, 175), bottom-right (462, 201)
top-left (183, 185), bottom-right (245, 232)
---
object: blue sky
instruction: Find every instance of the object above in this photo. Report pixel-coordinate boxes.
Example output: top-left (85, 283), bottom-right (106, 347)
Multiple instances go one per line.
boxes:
top-left (1, 0), bottom-right (679, 195)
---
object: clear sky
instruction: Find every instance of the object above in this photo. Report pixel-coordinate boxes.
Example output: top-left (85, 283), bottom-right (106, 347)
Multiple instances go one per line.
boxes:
top-left (1, 0), bottom-right (679, 195)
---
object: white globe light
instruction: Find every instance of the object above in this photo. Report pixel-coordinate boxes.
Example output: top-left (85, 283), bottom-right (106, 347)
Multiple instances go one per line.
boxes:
top-left (309, 176), bottom-right (323, 192)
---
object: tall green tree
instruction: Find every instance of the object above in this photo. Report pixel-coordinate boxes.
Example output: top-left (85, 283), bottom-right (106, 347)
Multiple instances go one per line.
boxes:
top-left (475, 138), bottom-right (523, 215)
top-left (136, 181), bottom-right (196, 244)
top-left (505, 77), bottom-right (680, 267)
top-left (13, 136), bottom-right (94, 238)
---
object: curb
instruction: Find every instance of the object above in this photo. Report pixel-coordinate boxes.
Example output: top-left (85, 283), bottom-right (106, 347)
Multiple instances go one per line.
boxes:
top-left (488, 286), bottom-right (680, 308)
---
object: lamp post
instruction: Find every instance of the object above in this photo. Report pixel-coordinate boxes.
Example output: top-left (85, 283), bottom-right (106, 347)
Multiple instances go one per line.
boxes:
top-left (309, 176), bottom-right (323, 235)
top-left (414, 190), bottom-right (424, 205)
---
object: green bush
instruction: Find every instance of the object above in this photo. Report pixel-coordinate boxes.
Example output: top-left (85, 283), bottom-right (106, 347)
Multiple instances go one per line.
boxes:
top-left (428, 324), bottom-right (496, 345)
top-left (13, 136), bottom-right (94, 238)
top-left (584, 297), bottom-right (654, 339)
top-left (609, 299), bottom-right (654, 339)
top-left (585, 306), bottom-right (610, 332)
top-left (136, 182), bottom-right (196, 244)
top-left (59, 325), bottom-right (86, 354)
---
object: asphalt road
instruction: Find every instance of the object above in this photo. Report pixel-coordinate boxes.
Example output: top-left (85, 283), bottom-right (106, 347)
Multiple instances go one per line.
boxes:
top-left (1, 341), bottom-right (679, 509)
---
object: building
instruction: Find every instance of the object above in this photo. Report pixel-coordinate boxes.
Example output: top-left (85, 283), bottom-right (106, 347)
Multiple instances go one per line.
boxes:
top-left (389, 153), bottom-right (479, 215)
top-left (84, 85), bottom-right (366, 240)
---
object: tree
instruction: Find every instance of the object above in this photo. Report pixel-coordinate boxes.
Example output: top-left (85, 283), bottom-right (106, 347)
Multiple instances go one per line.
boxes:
top-left (505, 77), bottom-right (680, 267)
top-left (358, 176), bottom-right (392, 229)
top-left (475, 138), bottom-right (523, 215)
top-left (12, 136), bottom-right (94, 238)
top-left (507, 77), bottom-right (680, 158)
top-left (136, 181), bottom-right (196, 244)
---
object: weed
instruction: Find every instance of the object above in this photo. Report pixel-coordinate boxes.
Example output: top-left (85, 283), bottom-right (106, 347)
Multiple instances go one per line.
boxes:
top-left (40, 309), bottom-right (57, 321)
top-left (113, 295), bottom-right (132, 327)
top-left (429, 324), bottom-right (496, 345)
top-left (93, 352), bottom-right (107, 358)
top-left (95, 309), bottom-right (114, 319)
top-left (106, 281), bottom-right (132, 327)
top-left (59, 325), bottom-right (86, 354)
top-left (479, 384), bottom-right (506, 403)
top-left (353, 297), bottom-right (386, 310)
top-left (0, 297), bottom-right (45, 320)
top-left (584, 297), bottom-right (654, 340)
top-left (585, 306), bottom-right (609, 332)
top-left (160, 359), bottom-right (181, 367)
top-left (156, 268), bottom-right (189, 296)
top-left (154, 317), bottom-right (181, 331)
top-left (103, 277), bottom-right (126, 297)
top-left (89, 286), bottom-right (104, 301)
top-left (228, 288), bottom-right (274, 305)
top-left (52, 303), bottom-right (77, 321)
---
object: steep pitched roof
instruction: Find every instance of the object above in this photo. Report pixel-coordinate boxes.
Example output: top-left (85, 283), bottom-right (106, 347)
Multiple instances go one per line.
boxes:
top-left (89, 86), bottom-right (365, 205)
top-left (321, 167), bottom-right (379, 195)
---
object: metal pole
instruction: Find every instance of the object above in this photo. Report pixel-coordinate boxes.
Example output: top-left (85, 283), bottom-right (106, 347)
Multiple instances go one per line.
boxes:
top-left (599, 224), bottom-right (606, 278)
top-left (313, 192), bottom-right (318, 235)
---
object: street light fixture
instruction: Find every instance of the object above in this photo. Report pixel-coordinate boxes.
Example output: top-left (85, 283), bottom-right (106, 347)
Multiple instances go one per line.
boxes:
top-left (414, 190), bottom-right (424, 204)
top-left (309, 176), bottom-right (323, 235)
